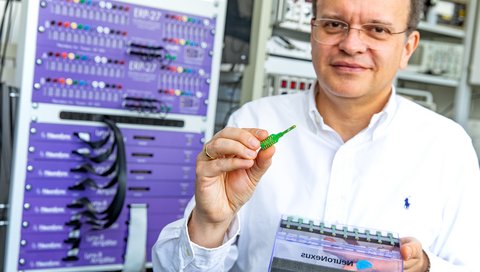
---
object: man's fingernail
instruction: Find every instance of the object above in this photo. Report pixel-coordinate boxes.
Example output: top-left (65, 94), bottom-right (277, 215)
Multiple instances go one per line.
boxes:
top-left (246, 149), bottom-right (257, 158)
top-left (249, 137), bottom-right (258, 148)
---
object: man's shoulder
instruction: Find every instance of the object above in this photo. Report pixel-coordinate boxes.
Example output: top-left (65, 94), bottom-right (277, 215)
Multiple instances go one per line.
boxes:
top-left (237, 93), bottom-right (306, 116)
top-left (245, 92), bottom-right (306, 109)
top-left (229, 92), bottom-right (307, 127)
top-left (395, 95), bottom-right (467, 138)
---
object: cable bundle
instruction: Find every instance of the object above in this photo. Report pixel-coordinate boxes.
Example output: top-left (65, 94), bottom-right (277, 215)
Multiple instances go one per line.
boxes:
top-left (62, 117), bottom-right (127, 261)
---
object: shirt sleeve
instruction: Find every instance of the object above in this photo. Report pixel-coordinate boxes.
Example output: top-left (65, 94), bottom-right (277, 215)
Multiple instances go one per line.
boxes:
top-left (425, 250), bottom-right (477, 272)
top-left (425, 130), bottom-right (480, 272)
top-left (151, 199), bottom-right (241, 272)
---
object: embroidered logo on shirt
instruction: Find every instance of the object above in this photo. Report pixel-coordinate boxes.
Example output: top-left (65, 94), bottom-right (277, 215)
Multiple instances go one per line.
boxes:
top-left (404, 197), bottom-right (411, 209)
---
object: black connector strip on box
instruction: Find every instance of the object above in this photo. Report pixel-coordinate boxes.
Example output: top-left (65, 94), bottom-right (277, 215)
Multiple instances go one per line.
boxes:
top-left (59, 111), bottom-right (184, 127)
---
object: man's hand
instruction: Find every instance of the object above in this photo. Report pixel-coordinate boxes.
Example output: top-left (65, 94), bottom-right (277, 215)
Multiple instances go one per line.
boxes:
top-left (333, 236), bottom-right (429, 271)
top-left (401, 237), bottom-right (430, 272)
top-left (188, 128), bottom-right (275, 248)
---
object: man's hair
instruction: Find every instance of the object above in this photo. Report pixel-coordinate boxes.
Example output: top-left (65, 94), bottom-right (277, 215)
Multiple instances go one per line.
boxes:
top-left (312, 0), bottom-right (424, 32)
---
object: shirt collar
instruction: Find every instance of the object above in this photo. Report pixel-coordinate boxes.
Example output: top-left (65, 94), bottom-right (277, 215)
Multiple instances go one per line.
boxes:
top-left (306, 82), bottom-right (326, 132)
top-left (305, 82), bottom-right (398, 141)
top-left (370, 86), bottom-right (398, 140)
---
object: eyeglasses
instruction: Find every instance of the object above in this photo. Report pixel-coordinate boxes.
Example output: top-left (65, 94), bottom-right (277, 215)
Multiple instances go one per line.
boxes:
top-left (311, 18), bottom-right (410, 50)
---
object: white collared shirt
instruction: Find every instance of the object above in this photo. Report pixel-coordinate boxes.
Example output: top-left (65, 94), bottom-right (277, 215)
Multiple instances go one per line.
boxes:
top-left (153, 86), bottom-right (480, 272)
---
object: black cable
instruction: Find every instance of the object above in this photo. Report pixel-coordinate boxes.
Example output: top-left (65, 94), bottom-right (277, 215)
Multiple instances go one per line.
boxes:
top-left (73, 131), bottom-right (111, 149)
top-left (219, 72), bottom-right (243, 128)
top-left (127, 50), bottom-right (163, 60)
top-left (68, 175), bottom-right (119, 191)
top-left (0, 88), bottom-right (14, 217)
top-left (0, 0), bottom-right (12, 52)
top-left (0, 0), bottom-right (13, 84)
top-left (72, 117), bottom-right (127, 229)
top-left (71, 140), bottom-right (116, 163)
top-left (222, 104), bottom-right (241, 128)
top-left (229, 74), bottom-right (242, 111)
top-left (129, 42), bottom-right (165, 50)
top-left (9, 85), bottom-right (17, 140)
top-left (98, 117), bottom-right (126, 229)
top-left (0, 0), bottom-right (12, 196)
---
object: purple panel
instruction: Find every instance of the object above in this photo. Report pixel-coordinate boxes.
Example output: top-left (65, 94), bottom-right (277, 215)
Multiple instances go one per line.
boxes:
top-left (21, 213), bottom-right (127, 231)
top-left (127, 198), bottom-right (190, 215)
top-left (124, 145), bottom-right (198, 165)
top-left (29, 142), bottom-right (86, 162)
top-left (146, 213), bottom-right (185, 228)
top-left (147, 231), bottom-right (161, 262)
top-left (21, 231), bottom-right (125, 252)
top-left (23, 197), bottom-right (123, 216)
top-left (29, 122), bottom-right (204, 149)
top-left (26, 160), bottom-right (195, 181)
top-left (127, 180), bottom-right (194, 198)
top-left (29, 141), bottom-right (198, 165)
top-left (21, 203), bottom-right (186, 233)
top-left (29, 124), bottom-right (110, 143)
top-left (25, 179), bottom-right (194, 198)
top-left (20, 120), bottom-right (201, 270)
top-left (148, 231), bottom-right (162, 246)
top-left (24, 179), bottom-right (117, 199)
top-left (32, 0), bottom-right (218, 116)
top-left (26, 160), bottom-right (115, 180)
top-left (19, 248), bottom-right (123, 269)
top-left (122, 129), bottom-right (203, 149)
top-left (25, 175), bottom-right (116, 188)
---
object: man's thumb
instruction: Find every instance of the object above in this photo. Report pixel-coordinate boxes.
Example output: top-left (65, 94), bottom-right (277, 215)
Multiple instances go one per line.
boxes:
top-left (401, 245), bottom-right (412, 260)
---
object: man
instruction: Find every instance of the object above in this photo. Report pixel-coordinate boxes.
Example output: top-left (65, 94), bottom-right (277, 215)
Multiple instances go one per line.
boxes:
top-left (153, 0), bottom-right (480, 271)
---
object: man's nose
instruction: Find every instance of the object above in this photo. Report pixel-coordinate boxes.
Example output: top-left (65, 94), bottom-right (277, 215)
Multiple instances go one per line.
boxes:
top-left (338, 28), bottom-right (369, 55)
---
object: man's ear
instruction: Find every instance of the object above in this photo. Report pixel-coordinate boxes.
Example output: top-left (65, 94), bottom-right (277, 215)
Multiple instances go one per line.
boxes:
top-left (400, 31), bottom-right (420, 69)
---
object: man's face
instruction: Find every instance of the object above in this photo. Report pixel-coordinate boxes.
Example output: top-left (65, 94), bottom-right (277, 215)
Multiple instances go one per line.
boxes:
top-left (311, 0), bottom-right (419, 101)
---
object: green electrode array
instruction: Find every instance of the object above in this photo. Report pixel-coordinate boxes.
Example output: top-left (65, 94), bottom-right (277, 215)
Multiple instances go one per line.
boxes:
top-left (260, 125), bottom-right (296, 150)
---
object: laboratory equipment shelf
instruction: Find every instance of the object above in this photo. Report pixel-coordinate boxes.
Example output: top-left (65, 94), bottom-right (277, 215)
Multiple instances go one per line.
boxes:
top-left (397, 70), bottom-right (459, 87)
top-left (417, 21), bottom-right (465, 38)
top-left (244, 0), bottom-right (478, 127)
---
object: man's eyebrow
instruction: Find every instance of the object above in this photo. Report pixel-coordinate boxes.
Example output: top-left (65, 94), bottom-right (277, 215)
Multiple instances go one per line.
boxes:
top-left (317, 14), bottom-right (395, 26)
top-left (368, 19), bottom-right (394, 26)
top-left (317, 14), bottom-right (345, 21)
